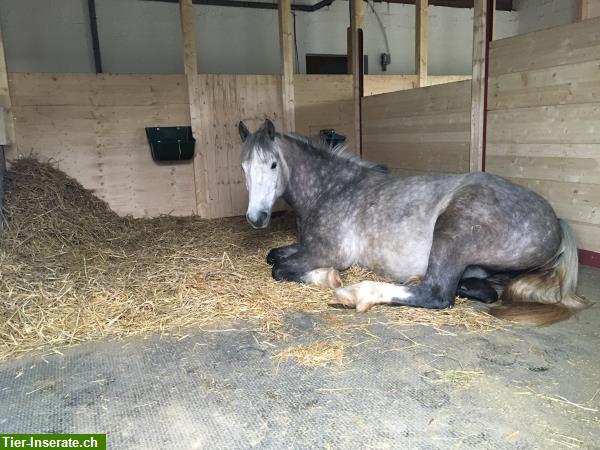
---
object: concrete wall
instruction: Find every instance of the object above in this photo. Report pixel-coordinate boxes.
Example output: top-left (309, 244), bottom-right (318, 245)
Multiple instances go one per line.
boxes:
top-left (0, 0), bottom-right (576, 75)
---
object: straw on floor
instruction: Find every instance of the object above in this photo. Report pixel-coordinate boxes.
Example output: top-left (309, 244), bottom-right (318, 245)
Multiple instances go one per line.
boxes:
top-left (0, 159), bottom-right (501, 361)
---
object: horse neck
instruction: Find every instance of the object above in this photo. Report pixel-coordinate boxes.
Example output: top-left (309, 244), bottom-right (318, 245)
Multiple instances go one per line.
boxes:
top-left (280, 138), bottom-right (358, 216)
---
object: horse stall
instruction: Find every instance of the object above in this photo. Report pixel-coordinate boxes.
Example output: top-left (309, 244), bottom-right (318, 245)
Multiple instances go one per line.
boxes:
top-left (0, 0), bottom-right (599, 448)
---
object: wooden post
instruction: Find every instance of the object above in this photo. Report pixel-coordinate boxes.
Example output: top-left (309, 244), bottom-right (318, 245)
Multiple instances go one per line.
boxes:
top-left (350, 0), bottom-right (364, 155)
top-left (415, 0), bottom-right (428, 87)
top-left (180, 0), bottom-right (211, 217)
top-left (579, 0), bottom-right (589, 20)
top-left (491, 0), bottom-right (497, 40)
top-left (0, 20), bottom-right (15, 154)
top-left (469, 0), bottom-right (487, 172)
top-left (278, 0), bottom-right (295, 132)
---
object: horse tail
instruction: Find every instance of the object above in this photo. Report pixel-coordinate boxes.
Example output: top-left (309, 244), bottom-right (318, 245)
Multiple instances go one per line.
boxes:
top-left (489, 220), bottom-right (590, 326)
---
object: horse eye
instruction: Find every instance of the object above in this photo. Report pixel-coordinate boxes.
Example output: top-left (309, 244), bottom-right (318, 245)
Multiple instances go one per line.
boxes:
top-left (271, 162), bottom-right (277, 170)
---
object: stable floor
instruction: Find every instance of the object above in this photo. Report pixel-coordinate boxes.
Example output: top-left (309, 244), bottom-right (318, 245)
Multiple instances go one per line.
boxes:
top-left (1, 267), bottom-right (599, 449)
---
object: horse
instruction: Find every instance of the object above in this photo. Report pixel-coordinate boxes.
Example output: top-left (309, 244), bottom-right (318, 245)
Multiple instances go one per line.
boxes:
top-left (238, 119), bottom-right (588, 326)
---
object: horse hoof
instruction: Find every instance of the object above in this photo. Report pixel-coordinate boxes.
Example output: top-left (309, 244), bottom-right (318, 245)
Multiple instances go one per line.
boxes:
top-left (329, 287), bottom-right (357, 309)
top-left (330, 283), bottom-right (382, 312)
top-left (303, 268), bottom-right (342, 289)
top-left (329, 287), bottom-right (374, 312)
top-left (328, 269), bottom-right (343, 289)
top-left (266, 249), bottom-right (278, 265)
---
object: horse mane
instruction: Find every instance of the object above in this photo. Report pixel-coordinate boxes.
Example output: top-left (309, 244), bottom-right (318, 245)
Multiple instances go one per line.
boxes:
top-left (281, 133), bottom-right (388, 173)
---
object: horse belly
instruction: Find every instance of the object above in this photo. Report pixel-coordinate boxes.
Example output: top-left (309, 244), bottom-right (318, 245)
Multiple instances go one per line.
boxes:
top-left (358, 233), bottom-right (432, 282)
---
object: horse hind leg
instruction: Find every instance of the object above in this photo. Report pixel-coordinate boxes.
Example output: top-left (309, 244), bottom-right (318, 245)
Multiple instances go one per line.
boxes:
top-left (457, 278), bottom-right (498, 304)
top-left (330, 234), bottom-right (468, 311)
top-left (331, 190), bottom-right (487, 312)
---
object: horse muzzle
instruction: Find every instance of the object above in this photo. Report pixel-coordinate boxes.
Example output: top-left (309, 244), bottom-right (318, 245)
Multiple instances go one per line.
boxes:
top-left (246, 210), bottom-right (270, 229)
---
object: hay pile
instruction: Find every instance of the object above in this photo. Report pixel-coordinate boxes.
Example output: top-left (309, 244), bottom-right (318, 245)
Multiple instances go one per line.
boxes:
top-left (0, 159), bottom-right (500, 361)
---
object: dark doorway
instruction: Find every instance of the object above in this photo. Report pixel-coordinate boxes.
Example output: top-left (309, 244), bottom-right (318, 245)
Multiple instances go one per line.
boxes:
top-left (305, 54), bottom-right (369, 75)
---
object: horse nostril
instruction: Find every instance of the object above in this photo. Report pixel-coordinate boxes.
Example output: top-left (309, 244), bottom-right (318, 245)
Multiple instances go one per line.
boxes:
top-left (259, 211), bottom-right (268, 222)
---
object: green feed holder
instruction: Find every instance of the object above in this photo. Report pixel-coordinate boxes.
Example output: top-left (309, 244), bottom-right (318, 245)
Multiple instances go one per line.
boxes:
top-left (319, 129), bottom-right (346, 148)
top-left (145, 126), bottom-right (195, 163)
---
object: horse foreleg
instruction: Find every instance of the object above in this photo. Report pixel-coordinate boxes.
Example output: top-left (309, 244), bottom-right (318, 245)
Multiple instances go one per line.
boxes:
top-left (272, 250), bottom-right (342, 289)
top-left (266, 244), bottom-right (299, 265)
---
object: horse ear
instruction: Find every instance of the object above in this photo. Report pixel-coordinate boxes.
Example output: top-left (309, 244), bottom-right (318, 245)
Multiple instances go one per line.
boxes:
top-left (265, 119), bottom-right (276, 140)
top-left (238, 121), bottom-right (250, 142)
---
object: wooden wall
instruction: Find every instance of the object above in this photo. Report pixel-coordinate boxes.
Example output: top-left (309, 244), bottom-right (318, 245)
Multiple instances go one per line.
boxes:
top-left (364, 74), bottom-right (471, 96)
top-left (486, 17), bottom-right (600, 253)
top-left (294, 74), bottom-right (471, 156)
top-left (7, 72), bottom-right (470, 218)
top-left (8, 73), bottom-right (196, 217)
top-left (7, 73), bottom-right (284, 218)
top-left (195, 74), bottom-right (282, 217)
top-left (361, 79), bottom-right (472, 176)
top-left (294, 75), bottom-right (356, 153)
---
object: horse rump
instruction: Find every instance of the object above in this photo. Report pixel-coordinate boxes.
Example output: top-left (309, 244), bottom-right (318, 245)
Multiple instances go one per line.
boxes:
top-left (489, 220), bottom-right (590, 326)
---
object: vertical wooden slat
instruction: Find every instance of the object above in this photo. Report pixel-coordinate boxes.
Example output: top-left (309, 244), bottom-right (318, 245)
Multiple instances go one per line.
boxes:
top-left (579, 0), bottom-right (589, 20)
top-left (470, 0), bottom-right (487, 172)
top-left (180, 0), bottom-right (211, 217)
top-left (278, 0), bottom-right (295, 132)
top-left (0, 20), bottom-right (15, 152)
top-left (415, 0), bottom-right (428, 87)
top-left (491, 0), bottom-right (497, 40)
top-left (350, 0), bottom-right (364, 155)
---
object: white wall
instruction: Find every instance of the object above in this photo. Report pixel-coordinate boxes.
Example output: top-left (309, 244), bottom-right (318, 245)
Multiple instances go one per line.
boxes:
top-left (96, 0), bottom-right (185, 74)
top-left (0, 0), bottom-right (95, 73)
top-left (513, 0), bottom-right (578, 34)
top-left (0, 0), bottom-right (576, 76)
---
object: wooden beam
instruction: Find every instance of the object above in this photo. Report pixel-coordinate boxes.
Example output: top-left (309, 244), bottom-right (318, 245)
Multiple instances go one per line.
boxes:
top-left (180, 0), bottom-right (198, 76)
top-left (351, 0), bottom-right (364, 155)
top-left (491, 0), bottom-right (496, 39)
top-left (0, 20), bottom-right (15, 151)
top-left (469, 0), bottom-right (487, 172)
top-left (278, 0), bottom-right (295, 132)
top-left (415, 0), bottom-right (428, 87)
top-left (179, 0), bottom-right (207, 217)
top-left (579, 0), bottom-right (589, 20)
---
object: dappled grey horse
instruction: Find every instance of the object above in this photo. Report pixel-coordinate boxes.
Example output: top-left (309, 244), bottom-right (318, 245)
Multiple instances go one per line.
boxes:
top-left (239, 119), bottom-right (587, 325)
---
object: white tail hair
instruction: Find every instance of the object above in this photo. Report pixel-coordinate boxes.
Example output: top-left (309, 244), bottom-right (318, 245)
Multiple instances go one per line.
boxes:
top-left (490, 220), bottom-right (590, 326)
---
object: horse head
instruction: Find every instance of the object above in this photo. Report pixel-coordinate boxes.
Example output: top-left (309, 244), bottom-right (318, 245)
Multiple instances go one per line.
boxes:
top-left (238, 119), bottom-right (287, 229)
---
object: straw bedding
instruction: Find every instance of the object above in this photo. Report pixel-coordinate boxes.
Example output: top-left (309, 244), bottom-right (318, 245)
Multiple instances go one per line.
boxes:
top-left (0, 159), bottom-right (500, 361)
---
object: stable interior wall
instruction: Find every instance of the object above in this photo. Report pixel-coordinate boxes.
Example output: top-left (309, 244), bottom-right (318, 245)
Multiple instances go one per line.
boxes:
top-left (7, 73), bottom-right (288, 219)
top-left (361, 79), bottom-right (471, 176)
top-left (7, 73), bottom-right (195, 217)
top-left (0, 0), bottom-right (521, 76)
top-left (486, 16), bottom-right (600, 253)
top-left (193, 74), bottom-right (283, 218)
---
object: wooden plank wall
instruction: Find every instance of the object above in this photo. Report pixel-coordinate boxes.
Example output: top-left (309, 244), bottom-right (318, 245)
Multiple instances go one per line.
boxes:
top-left (7, 72), bottom-right (469, 218)
top-left (486, 17), bottom-right (600, 252)
top-left (294, 75), bottom-right (356, 153)
top-left (195, 74), bottom-right (283, 217)
top-left (364, 75), bottom-right (471, 96)
top-left (361, 79), bottom-right (472, 176)
top-left (8, 73), bottom-right (196, 218)
top-left (294, 74), bottom-right (470, 155)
